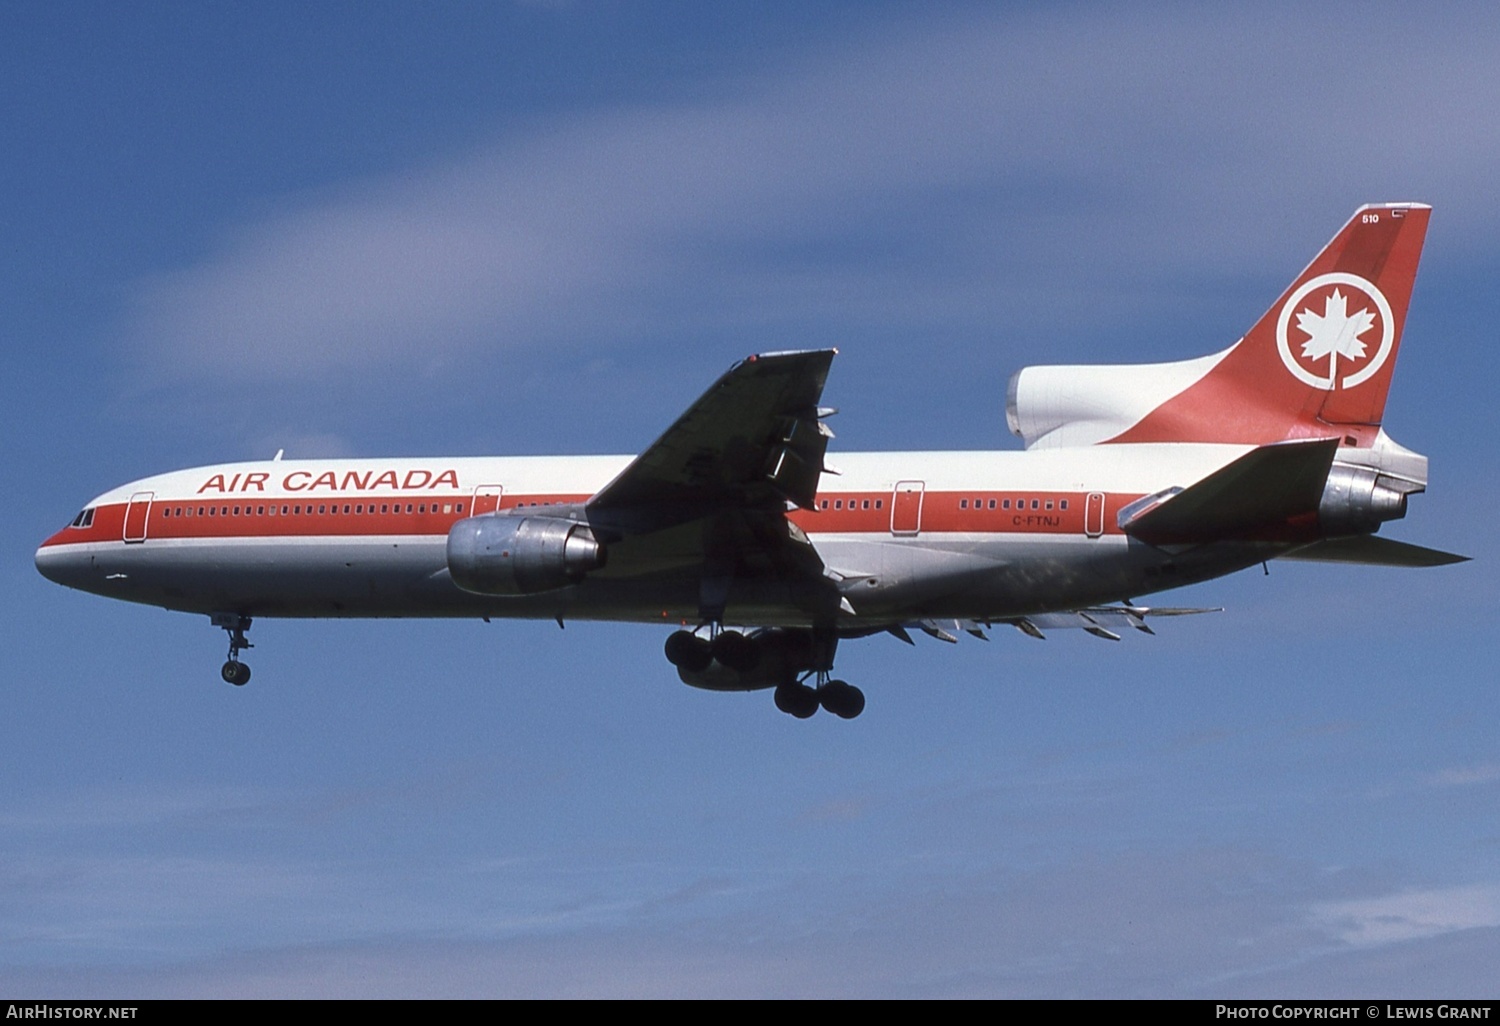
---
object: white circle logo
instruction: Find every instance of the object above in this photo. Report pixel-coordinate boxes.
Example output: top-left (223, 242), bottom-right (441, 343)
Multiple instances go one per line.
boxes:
top-left (1275, 273), bottom-right (1394, 390)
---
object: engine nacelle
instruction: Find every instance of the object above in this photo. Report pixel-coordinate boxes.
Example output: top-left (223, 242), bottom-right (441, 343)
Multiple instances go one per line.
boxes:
top-left (1319, 464), bottom-right (1413, 536)
top-left (446, 515), bottom-right (605, 595)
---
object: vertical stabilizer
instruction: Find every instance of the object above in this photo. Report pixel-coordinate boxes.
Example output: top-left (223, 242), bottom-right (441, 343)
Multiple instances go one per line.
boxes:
top-left (1105, 203), bottom-right (1430, 446)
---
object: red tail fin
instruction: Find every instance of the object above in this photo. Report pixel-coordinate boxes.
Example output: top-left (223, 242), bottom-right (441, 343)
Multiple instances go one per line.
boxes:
top-left (1107, 203), bottom-right (1430, 446)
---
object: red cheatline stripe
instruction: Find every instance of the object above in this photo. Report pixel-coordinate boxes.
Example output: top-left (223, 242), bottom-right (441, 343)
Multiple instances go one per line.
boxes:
top-left (41, 488), bottom-right (1143, 548)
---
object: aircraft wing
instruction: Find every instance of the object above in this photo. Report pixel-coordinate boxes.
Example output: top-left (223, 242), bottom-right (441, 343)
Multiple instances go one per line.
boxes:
top-left (585, 350), bottom-right (839, 620)
top-left (588, 350), bottom-right (837, 525)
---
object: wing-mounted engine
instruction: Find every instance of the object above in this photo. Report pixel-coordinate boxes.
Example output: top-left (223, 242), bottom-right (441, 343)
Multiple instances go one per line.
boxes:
top-left (447, 514), bottom-right (606, 595)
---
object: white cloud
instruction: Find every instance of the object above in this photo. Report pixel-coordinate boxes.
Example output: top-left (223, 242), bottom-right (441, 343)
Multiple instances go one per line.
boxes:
top-left (1425, 762), bottom-right (1500, 788)
top-left (1313, 884), bottom-right (1500, 947)
top-left (123, 6), bottom-right (1500, 388)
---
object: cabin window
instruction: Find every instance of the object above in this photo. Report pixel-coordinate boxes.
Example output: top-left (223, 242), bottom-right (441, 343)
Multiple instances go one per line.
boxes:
top-left (959, 499), bottom-right (967, 509)
top-left (1060, 499), bottom-right (1069, 510)
top-left (862, 499), bottom-right (870, 510)
top-left (457, 503), bottom-right (464, 513)
top-left (988, 499), bottom-right (996, 509)
top-left (1045, 501), bottom-right (1054, 511)
top-left (1031, 499), bottom-right (1039, 510)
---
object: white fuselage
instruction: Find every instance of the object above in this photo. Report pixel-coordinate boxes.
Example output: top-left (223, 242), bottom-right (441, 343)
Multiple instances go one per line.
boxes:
top-left (36, 443), bottom-right (1277, 629)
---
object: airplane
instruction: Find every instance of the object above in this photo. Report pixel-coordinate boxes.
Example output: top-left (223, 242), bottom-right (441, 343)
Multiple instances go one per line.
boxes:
top-left (35, 203), bottom-right (1466, 719)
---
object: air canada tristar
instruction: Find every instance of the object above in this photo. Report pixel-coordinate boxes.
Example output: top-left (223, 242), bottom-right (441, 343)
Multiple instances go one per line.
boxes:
top-left (37, 203), bottom-right (1466, 718)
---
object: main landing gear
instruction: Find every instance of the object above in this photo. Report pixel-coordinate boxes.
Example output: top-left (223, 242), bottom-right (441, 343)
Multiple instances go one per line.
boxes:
top-left (664, 627), bottom-right (866, 720)
top-left (773, 676), bottom-right (865, 720)
top-left (212, 613), bottom-right (253, 686)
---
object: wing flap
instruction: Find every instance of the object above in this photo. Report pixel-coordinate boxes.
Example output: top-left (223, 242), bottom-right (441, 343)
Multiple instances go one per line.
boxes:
top-left (1012, 605), bottom-right (1220, 639)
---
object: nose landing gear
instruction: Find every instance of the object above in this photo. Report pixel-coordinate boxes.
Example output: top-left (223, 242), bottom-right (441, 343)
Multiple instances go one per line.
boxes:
top-left (212, 613), bottom-right (253, 686)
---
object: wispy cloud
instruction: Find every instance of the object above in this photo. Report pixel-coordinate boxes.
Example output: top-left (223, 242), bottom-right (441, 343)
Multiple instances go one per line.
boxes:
top-left (12, 846), bottom-right (1496, 998)
top-left (122, 6), bottom-right (1500, 389)
top-left (1424, 762), bottom-right (1500, 788)
top-left (1312, 883), bottom-right (1500, 947)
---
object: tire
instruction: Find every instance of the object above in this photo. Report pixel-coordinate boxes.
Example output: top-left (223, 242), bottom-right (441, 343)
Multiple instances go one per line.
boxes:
top-left (664, 630), bottom-right (713, 672)
top-left (774, 683), bottom-right (818, 719)
top-left (819, 680), bottom-right (865, 719)
top-left (711, 631), bottom-right (761, 672)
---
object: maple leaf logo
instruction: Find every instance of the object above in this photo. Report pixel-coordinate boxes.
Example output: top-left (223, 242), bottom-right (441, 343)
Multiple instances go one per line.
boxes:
top-left (1294, 288), bottom-right (1377, 383)
top-left (1275, 273), bottom-right (1394, 390)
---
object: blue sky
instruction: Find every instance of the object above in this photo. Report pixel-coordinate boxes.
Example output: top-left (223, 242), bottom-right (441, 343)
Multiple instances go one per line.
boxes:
top-left (3, 1), bottom-right (1496, 997)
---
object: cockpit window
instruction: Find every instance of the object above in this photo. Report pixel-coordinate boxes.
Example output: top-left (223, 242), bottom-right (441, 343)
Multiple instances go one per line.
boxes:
top-left (69, 508), bottom-right (96, 529)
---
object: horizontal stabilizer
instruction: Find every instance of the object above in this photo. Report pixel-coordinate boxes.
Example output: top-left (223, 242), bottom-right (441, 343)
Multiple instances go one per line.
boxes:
top-left (1120, 438), bottom-right (1339, 545)
top-left (1280, 535), bottom-right (1469, 567)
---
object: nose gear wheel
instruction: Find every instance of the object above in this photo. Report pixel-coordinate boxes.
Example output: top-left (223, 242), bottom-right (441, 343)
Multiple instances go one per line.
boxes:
top-left (211, 613), bottom-right (253, 687)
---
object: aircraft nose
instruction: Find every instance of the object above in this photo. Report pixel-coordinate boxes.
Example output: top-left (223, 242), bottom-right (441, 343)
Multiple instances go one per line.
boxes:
top-left (35, 541), bottom-right (94, 591)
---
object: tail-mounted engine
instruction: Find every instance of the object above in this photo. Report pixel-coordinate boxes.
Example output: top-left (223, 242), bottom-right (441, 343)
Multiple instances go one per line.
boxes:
top-left (1319, 463), bottom-right (1418, 536)
top-left (446, 515), bottom-right (606, 595)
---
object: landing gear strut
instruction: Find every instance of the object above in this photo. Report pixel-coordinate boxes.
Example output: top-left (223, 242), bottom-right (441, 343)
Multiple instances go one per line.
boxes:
top-left (212, 613), bottom-right (253, 686)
